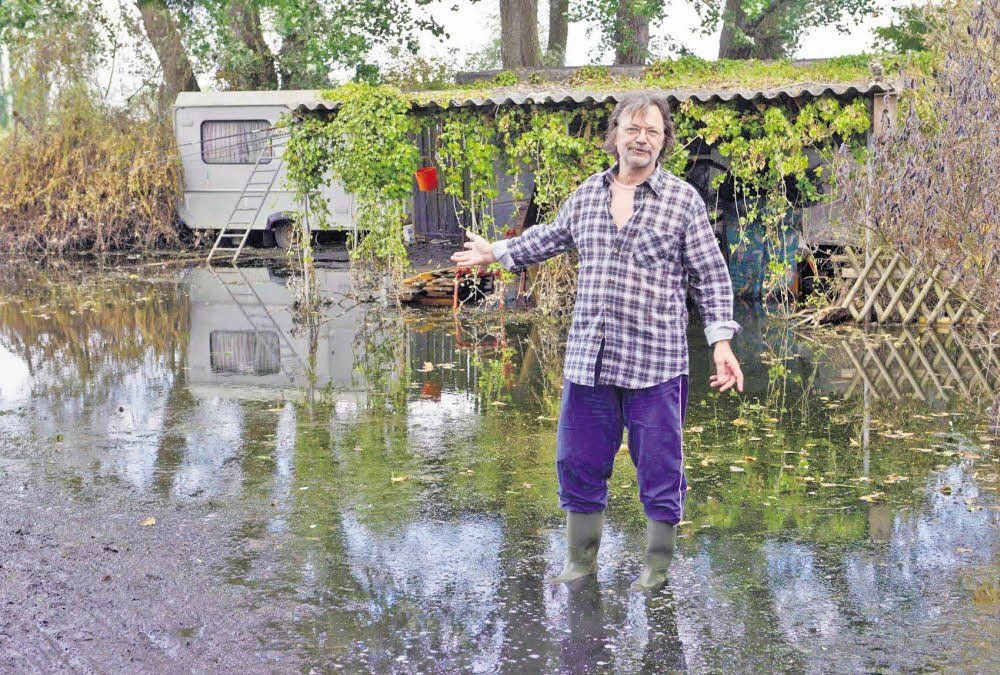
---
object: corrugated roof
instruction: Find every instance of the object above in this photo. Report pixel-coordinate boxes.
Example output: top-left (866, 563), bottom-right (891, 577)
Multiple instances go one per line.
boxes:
top-left (293, 82), bottom-right (891, 113)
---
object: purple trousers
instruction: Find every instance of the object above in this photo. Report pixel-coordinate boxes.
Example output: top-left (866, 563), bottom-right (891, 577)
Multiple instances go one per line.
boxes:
top-left (556, 341), bottom-right (689, 524)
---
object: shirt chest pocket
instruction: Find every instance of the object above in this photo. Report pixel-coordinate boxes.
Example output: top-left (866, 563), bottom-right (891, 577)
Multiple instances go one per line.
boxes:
top-left (630, 228), bottom-right (680, 268)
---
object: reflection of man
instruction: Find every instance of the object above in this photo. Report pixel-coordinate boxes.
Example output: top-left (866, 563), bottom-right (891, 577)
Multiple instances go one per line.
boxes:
top-left (451, 93), bottom-right (743, 591)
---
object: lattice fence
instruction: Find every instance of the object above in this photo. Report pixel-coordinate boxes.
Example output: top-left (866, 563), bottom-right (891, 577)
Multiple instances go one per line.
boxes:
top-left (831, 246), bottom-right (988, 325)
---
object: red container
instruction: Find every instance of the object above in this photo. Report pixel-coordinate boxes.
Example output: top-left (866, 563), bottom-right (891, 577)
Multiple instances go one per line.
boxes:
top-left (415, 166), bottom-right (438, 192)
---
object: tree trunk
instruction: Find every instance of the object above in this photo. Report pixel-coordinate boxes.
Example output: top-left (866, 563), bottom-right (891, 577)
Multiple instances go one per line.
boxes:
top-left (223, 0), bottom-right (278, 89)
top-left (135, 0), bottom-right (199, 106)
top-left (719, 0), bottom-right (790, 60)
top-left (718, 0), bottom-right (750, 59)
top-left (546, 0), bottom-right (569, 66)
top-left (614, 1), bottom-right (650, 65)
top-left (500, 0), bottom-right (542, 68)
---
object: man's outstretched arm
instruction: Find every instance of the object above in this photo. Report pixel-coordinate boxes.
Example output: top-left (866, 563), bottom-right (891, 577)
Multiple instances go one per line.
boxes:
top-left (451, 197), bottom-right (576, 271)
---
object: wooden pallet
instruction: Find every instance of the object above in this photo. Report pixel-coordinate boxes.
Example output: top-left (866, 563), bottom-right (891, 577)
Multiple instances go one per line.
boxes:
top-left (831, 246), bottom-right (987, 325)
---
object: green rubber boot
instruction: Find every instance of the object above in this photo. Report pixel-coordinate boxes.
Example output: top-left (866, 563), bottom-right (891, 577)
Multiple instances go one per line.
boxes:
top-left (630, 517), bottom-right (677, 592)
top-left (546, 511), bottom-right (603, 584)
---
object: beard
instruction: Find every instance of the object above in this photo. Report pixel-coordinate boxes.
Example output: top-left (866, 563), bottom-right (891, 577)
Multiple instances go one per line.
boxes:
top-left (623, 146), bottom-right (654, 168)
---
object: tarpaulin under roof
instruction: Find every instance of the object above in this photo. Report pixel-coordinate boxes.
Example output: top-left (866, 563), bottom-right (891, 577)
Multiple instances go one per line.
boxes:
top-left (292, 82), bottom-right (892, 114)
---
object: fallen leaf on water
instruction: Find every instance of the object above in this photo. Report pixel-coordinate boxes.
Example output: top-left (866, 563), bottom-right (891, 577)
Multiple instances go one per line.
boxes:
top-left (938, 485), bottom-right (953, 495)
top-left (742, 456), bottom-right (758, 462)
top-left (418, 362), bottom-right (434, 372)
top-left (700, 458), bottom-right (715, 466)
top-left (882, 474), bottom-right (909, 484)
top-left (140, 517), bottom-right (156, 526)
top-left (536, 416), bottom-right (556, 421)
top-left (849, 438), bottom-right (860, 447)
top-left (748, 436), bottom-right (762, 441)
top-left (729, 465), bottom-right (745, 472)
top-left (436, 363), bottom-right (455, 370)
top-left (859, 492), bottom-right (884, 503)
top-left (765, 417), bottom-right (779, 423)
top-left (522, 482), bottom-right (532, 489)
top-left (677, 520), bottom-right (692, 527)
top-left (731, 418), bottom-right (748, 427)
top-left (390, 474), bottom-right (410, 483)
top-left (955, 547), bottom-right (972, 554)
top-left (490, 401), bottom-right (507, 406)
top-left (687, 425), bottom-right (705, 433)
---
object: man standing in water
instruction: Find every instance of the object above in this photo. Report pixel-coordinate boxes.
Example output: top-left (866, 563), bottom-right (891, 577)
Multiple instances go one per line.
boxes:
top-left (451, 93), bottom-right (743, 591)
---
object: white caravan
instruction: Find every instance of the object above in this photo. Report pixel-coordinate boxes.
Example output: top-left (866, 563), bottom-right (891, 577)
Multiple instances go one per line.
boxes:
top-left (172, 90), bottom-right (355, 248)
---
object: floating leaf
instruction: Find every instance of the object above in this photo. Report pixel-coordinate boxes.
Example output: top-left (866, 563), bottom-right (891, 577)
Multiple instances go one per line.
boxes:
top-left (140, 516), bottom-right (156, 526)
top-left (729, 465), bottom-right (745, 472)
top-left (390, 474), bottom-right (410, 483)
top-left (687, 425), bottom-right (705, 433)
top-left (858, 492), bottom-right (884, 503)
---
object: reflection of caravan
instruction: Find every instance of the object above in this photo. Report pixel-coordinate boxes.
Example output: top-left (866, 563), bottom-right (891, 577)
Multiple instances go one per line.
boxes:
top-left (183, 266), bottom-right (365, 400)
top-left (172, 91), bottom-right (355, 248)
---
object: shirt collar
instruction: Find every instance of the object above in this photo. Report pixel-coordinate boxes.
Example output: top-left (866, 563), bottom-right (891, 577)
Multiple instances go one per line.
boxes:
top-left (602, 161), bottom-right (667, 197)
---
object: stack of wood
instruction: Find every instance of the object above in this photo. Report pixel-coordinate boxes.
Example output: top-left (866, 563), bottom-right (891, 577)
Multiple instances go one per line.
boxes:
top-left (397, 267), bottom-right (493, 306)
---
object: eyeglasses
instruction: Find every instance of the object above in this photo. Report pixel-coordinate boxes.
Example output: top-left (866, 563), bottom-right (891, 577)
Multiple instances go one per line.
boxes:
top-left (621, 126), bottom-right (663, 140)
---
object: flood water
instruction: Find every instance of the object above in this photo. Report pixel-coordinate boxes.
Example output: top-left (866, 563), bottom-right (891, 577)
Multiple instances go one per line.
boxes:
top-left (1, 261), bottom-right (997, 672)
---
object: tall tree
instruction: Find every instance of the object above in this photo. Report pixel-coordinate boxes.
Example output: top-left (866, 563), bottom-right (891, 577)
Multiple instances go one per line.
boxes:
top-left (500, 0), bottom-right (542, 68)
top-left (571, 0), bottom-right (664, 65)
top-left (614, 1), bottom-right (651, 64)
top-left (546, 0), bottom-right (569, 65)
top-left (142, 0), bottom-right (448, 92)
top-left (135, 0), bottom-right (200, 100)
top-left (217, 0), bottom-right (278, 89)
top-left (697, 0), bottom-right (880, 60)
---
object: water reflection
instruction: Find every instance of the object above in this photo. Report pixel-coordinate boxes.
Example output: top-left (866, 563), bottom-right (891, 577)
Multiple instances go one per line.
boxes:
top-left (0, 262), bottom-right (996, 671)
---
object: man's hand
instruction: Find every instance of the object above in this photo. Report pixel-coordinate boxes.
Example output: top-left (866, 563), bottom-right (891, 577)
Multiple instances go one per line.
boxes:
top-left (450, 230), bottom-right (495, 267)
top-left (709, 340), bottom-right (744, 393)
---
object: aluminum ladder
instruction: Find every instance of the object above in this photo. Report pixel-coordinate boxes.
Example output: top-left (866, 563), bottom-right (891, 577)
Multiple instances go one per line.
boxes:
top-left (206, 129), bottom-right (290, 265)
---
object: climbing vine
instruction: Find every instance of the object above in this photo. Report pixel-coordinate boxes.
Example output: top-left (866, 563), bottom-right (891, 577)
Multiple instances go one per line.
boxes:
top-left (285, 82), bottom-right (417, 271)
top-left (676, 98), bottom-right (871, 303)
top-left (436, 110), bottom-right (500, 235)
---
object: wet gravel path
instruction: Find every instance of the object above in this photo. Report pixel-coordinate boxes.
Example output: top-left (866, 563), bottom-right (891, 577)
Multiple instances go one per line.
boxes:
top-left (0, 446), bottom-right (304, 673)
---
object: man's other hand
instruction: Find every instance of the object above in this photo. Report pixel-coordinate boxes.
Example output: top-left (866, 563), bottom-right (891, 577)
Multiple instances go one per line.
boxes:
top-left (709, 340), bottom-right (744, 393)
top-left (450, 230), bottom-right (496, 267)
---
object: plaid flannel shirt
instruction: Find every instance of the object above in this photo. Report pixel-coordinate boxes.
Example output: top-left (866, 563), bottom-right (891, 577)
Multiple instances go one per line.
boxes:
top-left (492, 163), bottom-right (741, 388)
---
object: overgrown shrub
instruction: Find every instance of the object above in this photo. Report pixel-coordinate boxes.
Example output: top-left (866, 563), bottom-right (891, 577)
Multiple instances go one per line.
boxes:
top-left (0, 95), bottom-right (182, 253)
top-left (834, 0), bottom-right (999, 328)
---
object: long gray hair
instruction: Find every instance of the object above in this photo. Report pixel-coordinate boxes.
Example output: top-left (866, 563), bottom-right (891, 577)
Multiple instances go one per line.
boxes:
top-left (602, 93), bottom-right (676, 161)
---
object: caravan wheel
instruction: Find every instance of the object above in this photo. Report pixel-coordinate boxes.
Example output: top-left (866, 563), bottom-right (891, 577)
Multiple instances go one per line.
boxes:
top-left (273, 222), bottom-right (294, 249)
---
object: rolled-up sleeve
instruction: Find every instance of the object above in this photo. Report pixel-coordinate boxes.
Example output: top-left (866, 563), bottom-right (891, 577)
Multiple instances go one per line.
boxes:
top-left (682, 192), bottom-right (742, 345)
top-left (493, 196), bottom-right (576, 273)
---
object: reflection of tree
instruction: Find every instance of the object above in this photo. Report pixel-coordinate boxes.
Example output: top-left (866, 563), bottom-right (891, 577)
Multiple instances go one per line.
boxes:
top-left (0, 266), bottom-right (188, 400)
top-left (641, 588), bottom-right (686, 673)
top-left (696, 535), bottom-right (804, 671)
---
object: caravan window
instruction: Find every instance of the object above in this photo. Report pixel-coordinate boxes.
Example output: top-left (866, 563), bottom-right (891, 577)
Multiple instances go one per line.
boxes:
top-left (201, 120), bottom-right (273, 164)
